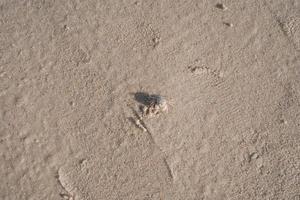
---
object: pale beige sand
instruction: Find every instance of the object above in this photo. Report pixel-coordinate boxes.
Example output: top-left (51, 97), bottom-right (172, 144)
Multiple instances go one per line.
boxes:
top-left (0, 0), bottom-right (299, 200)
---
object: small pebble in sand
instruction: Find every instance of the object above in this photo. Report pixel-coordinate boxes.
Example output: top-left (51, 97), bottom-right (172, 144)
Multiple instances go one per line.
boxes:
top-left (250, 152), bottom-right (259, 160)
top-left (63, 24), bottom-right (70, 30)
top-left (60, 194), bottom-right (74, 200)
top-left (224, 22), bottom-right (234, 27)
top-left (216, 3), bottom-right (228, 10)
top-left (152, 36), bottom-right (160, 47)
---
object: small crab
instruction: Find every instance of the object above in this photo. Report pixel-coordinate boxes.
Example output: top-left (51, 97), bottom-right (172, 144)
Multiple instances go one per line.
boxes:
top-left (131, 93), bottom-right (169, 132)
top-left (141, 94), bottom-right (168, 117)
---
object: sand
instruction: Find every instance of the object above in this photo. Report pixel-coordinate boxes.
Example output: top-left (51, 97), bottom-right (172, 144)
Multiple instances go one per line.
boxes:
top-left (0, 0), bottom-right (299, 199)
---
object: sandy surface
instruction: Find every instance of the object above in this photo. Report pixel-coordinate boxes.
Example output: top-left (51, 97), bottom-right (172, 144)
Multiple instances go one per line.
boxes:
top-left (0, 0), bottom-right (300, 199)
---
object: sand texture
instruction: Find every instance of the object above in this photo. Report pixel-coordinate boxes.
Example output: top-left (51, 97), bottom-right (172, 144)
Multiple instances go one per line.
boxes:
top-left (0, 0), bottom-right (300, 199)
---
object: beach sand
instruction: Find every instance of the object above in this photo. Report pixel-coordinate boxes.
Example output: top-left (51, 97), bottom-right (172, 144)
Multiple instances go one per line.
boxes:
top-left (0, 0), bottom-right (299, 199)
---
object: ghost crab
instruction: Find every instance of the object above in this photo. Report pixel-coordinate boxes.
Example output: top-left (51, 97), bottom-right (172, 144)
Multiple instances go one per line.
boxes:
top-left (140, 94), bottom-right (168, 117)
top-left (131, 92), bottom-right (169, 132)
